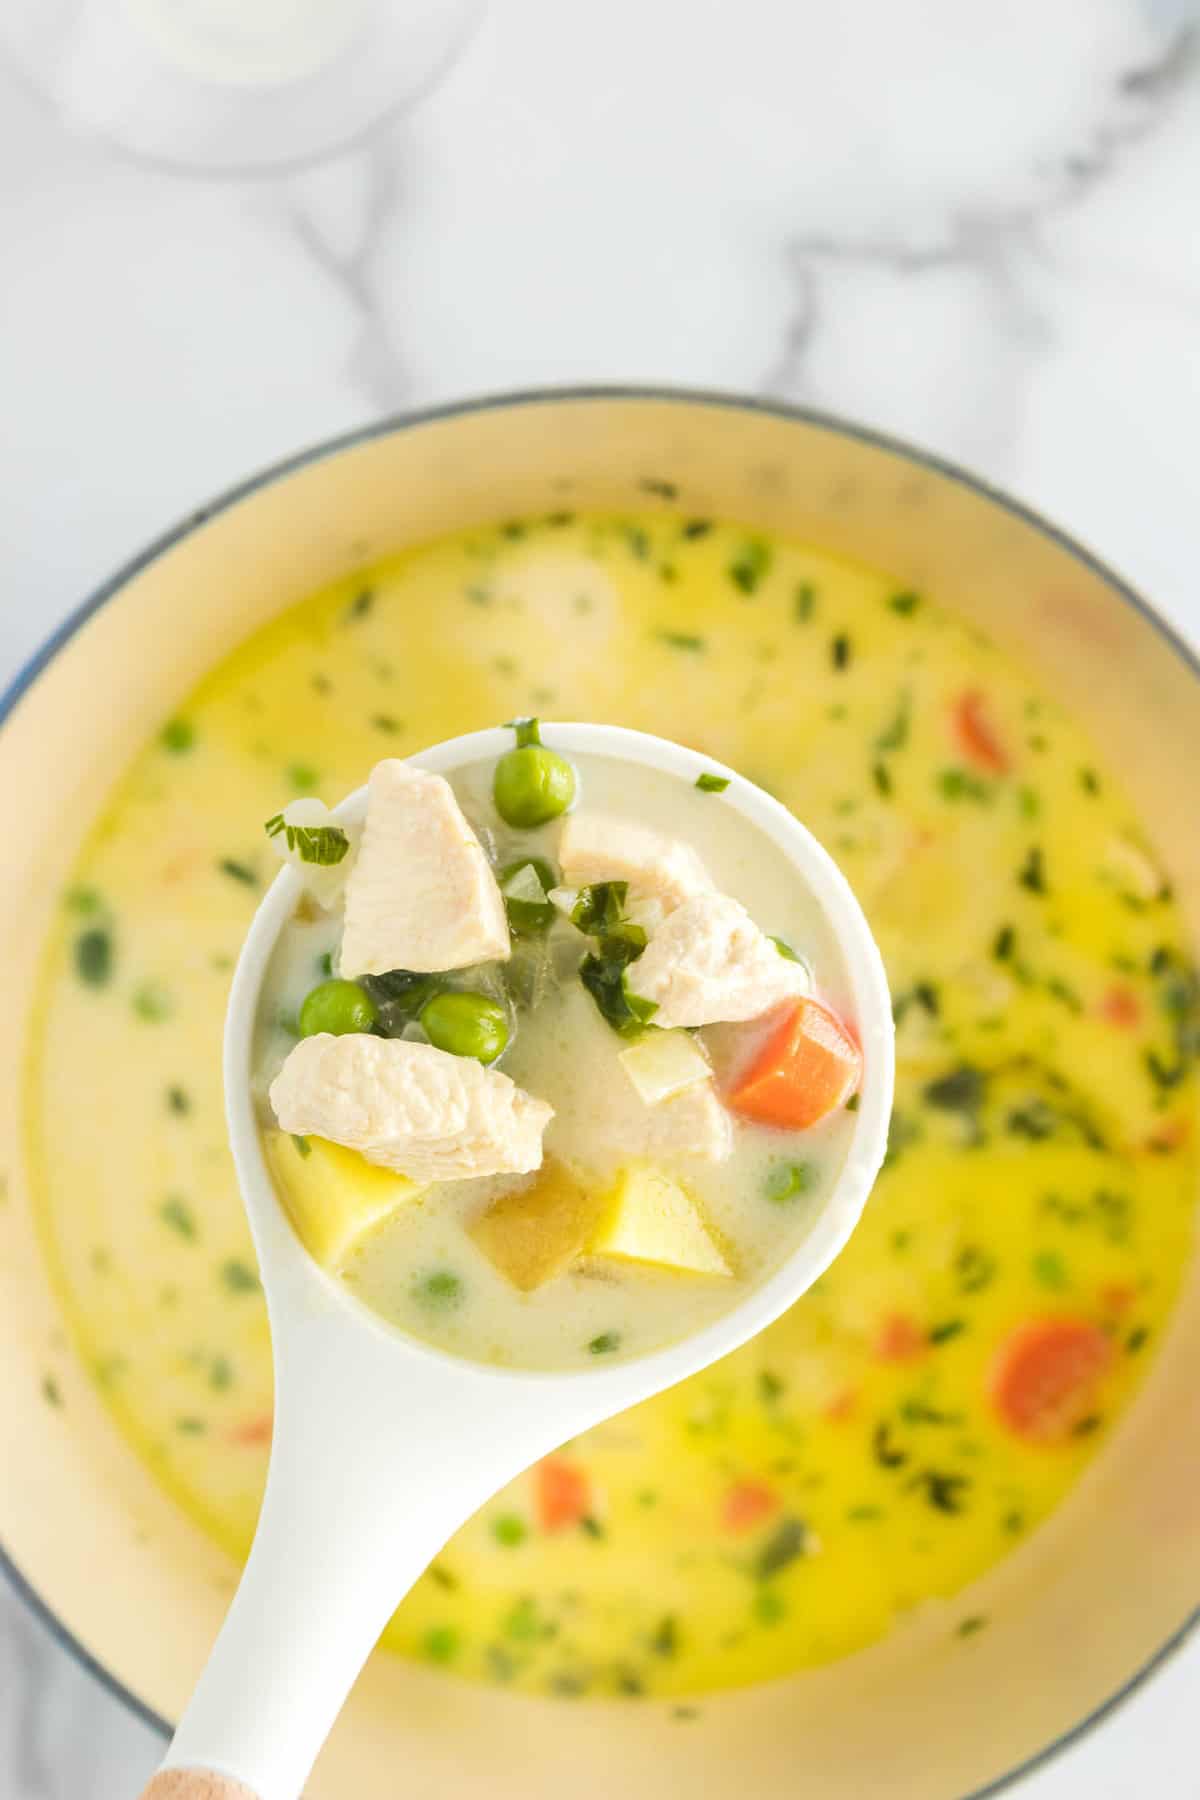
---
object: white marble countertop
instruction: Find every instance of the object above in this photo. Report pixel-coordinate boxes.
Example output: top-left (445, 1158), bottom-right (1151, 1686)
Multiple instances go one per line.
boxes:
top-left (1, 1), bottom-right (1198, 1793)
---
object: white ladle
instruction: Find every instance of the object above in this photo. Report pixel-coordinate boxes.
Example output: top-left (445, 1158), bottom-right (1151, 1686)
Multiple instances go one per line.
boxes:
top-left (140, 724), bottom-right (894, 1800)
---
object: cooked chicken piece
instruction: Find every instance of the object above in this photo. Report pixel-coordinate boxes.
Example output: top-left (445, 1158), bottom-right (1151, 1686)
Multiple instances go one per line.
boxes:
top-left (269, 1033), bottom-right (552, 1184)
top-left (627, 893), bottom-right (810, 1029)
top-left (340, 759), bottom-right (509, 977)
top-left (558, 812), bottom-right (714, 912)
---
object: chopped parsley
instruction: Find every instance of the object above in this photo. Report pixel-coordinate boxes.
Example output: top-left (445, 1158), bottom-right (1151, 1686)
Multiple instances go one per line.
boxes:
top-left (1018, 846), bottom-right (1047, 894)
top-left (888, 590), bottom-right (921, 615)
top-left (159, 1195), bottom-right (197, 1240)
top-left (656, 630), bottom-right (706, 652)
top-left (831, 633), bottom-right (852, 670)
top-left (220, 1259), bottom-right (260, 1294)
top-left (695, 772), bottom-right (730, 793)
top-left (588, 1332), bottom-right (621, 1356)
top-left (753, 1516), bottom-right (807, 1579)
top-left (264, 814), bottom-right (350, 867)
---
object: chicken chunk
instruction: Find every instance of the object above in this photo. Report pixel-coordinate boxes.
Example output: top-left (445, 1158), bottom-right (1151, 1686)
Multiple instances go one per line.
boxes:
top-left (558, 812), bottom-right (714, 912)
top-left (340, 759), bottom-right (509, 977)
top-left (627, 894), bottom-right (810, 1029)
top-left (269, 1033), bottom-right (552, 1184)
top-left (571, 1059), bottom-right (734, 1166)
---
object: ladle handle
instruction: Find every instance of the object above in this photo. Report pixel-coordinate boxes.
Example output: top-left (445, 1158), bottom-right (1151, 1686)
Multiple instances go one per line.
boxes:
top-left (141, 1308), bottom-right (584, 1800)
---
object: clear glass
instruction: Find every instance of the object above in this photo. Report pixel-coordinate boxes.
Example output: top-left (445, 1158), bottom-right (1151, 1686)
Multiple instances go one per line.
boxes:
top-left (0, 0), bottom-right (483, 176)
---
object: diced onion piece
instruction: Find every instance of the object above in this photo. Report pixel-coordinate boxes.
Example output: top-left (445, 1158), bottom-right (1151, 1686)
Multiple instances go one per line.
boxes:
top-left (619, 1028), bottom-right (712, 1106)
top-left (267, 798), bottom-right (360, 908)
top-left (548, 885), bottom-right (580, 916)
top-left (501, 861), bottom-right (550, 905)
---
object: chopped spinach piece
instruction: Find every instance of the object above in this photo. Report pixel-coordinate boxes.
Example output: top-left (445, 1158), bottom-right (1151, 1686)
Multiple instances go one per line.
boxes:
top-left (831, 633), bottom-right (852, 670)
top-left (753, 1516), bottom-right (807, 1579)
top-left (728, 540), bottom-right (771, 595)
top-left (872, 1422), bottom-right (908, 1468)
top-left (346, 588), bottom-right (374, 620)
top-left (873, 760), bottom-right (893, 798)
top-left (75, 927), bottom-right (113, 986)
top-left (1018, 846), bottom-right (1047, 893)
top-left (938, 768), bottom-right (992, 803)
top-left (218, 858), bottom-right (258, 887)
top-left (929, 1319), bottom-right (966, 1345)
top-left (161, 718), bottom-right (195, 753)
top-left (911, 1469), bottom-right (969, 1513)
top-left (993, 923), bottom-right (1015, 962)
top-left (924, 1065), bottom-right (986, 1115)
top-left (580, 954), bottom-right (657, 1038)
top-left (656, 630), bottom-right (706, 652)
top-left (681, 519), bottom-right (712, 539)
top-left (571, 882), bottom-right (629, 937)
top-left (159, 1195), bottom-right (196, 1240)
top-left (220, 1259), bottom-right (260, 1294)
top-left (955, 1245), bottom-right (996, 1293)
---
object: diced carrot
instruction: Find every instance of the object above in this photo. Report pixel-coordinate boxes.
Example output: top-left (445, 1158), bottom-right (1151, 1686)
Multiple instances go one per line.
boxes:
top-left (535, 1456), bottom-right (590, 1532)
top-left (722, 1479), bottom-right (778, 1533)
top-left (873, 1313), bottom-right (927, 1363)
top-left (1146, 1116), bottom-right (1189, 1154)
top-left (728, 998), bottom-right (862, 1131)
top-left (1099, 985), bottom-right (1140, 1028)
top-left (823, 1387), bottom-right (858, 1423)
top-left (953, 690), bottom-right (1009, 776)
top-left (989, 1318), bottom-right (1113, 1445)
top-left (228, 1412), bottom-right (272, 1447)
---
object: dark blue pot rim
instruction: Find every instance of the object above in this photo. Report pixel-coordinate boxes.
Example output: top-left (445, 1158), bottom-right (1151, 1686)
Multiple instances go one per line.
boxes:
top-left (3, 384), bottom-right (1197, 1791)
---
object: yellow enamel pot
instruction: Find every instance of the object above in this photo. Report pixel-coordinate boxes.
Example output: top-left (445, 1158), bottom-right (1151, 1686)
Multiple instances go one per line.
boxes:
top-left (2, 390), bottom-right (1198, 1799)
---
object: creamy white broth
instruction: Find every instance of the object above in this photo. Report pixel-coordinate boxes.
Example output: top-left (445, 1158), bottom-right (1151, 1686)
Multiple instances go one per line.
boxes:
top-left (254, 749), bottom-right (859, 1369)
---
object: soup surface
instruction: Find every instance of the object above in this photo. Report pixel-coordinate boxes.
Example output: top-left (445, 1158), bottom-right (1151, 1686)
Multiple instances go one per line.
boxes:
top-left (27, 511), bottom-right (1198, 1699)
top-left (256, 746), bottom-right (862, 1369)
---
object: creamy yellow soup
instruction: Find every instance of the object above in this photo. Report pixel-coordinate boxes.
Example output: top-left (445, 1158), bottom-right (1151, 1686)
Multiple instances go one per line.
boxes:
top-left (27, 512), bottom-right (1198, 1699)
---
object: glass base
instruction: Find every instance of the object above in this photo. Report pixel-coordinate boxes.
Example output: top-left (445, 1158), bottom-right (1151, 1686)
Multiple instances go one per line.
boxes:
top-left (1, 0), bottom-right (483, 176)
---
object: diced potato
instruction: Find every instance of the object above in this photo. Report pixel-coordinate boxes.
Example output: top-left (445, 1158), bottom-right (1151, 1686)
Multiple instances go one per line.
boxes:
top-left (261, 1129), bottom-right (424, 1272)
top-left (589, 1165), bottom-right (731, 1277)
top-left (469, 1159), bottom-right (606, 1291)
top-left (619, 1028), bottom-right (712, 1105)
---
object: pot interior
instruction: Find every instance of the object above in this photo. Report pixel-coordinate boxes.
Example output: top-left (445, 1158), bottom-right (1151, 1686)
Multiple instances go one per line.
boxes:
top-left (2, 394), bottom-right (1197, 1799)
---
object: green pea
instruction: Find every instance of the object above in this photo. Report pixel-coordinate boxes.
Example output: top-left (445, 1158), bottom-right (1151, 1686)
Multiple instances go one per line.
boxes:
top-left (500, 856), bottom-right (558, 934)
top-left (493, 718), bottom-right (576, 828)
top-left (298, 978), bottom-right (378, 1038)
top-left (421, 991), bottom-right (508, 1063)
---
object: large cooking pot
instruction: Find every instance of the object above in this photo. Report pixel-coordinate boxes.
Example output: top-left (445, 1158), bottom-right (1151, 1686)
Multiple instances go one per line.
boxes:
top-left (2, 390), bottom-right (1198, 1798)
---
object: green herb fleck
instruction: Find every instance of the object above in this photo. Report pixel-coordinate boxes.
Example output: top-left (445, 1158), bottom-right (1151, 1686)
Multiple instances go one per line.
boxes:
top-left (287, 762), bottom-right (319, 793)
top-left (889, 590), bottom-right (920, 615)
top-left (346, 588), bottom-right (374, 621)
top-left (681, 519), bottom-right (712, 540)
top-left (754, 1516), bottom-right (807, 1579)
top-left (831, 633), bottom-right (852, 670)
top-left (758, 1370), bottom-right (785, 1405)
top-left (220, 1259), bottom-right (260, 1294)
top-left (929, 1319), bottom-right (966, 1345)
top-left (166, 1085), bottom-right (190, 1115)
top-left (42, 1375), bottom-right (61, 1408)
top-left (209, 1355), bottom-right (233, 1392)
top-left (793, 582), bottom-right (816, 622)
top-left (1018, 847), bottom-right (1047, 894)
top-left (769, 936), bottom-right (803, 964)
top-left (696, 772), bottom-right (730, 793)
top-left (422, 1626), bottom-right (460, 1664)
top-left (873, 760), bottom-right (893, 798)
top-left (218, 858), bottom-right (258, 887)
top-left (924, 1065), bottom-right (986, 1115)
top-left (291, 1135), bottom-right (312, 1158)
top-left (651, 1614), bottom-right (680, 1657)
top-left (133, 982), bottom-right (172, 1022)
top-left (588, 1332), bottom-right (621, 1356)
top-left (938, 768), bottom-right (992, 804)
top-left (656, 630), bottom-right (706, 652)
top-left (956, 1246), bottom-right (996, 1293)
top-left (872, 1422), bottom-right (908, 1468)
top-left (1032, 1249), bottom-right (1069, 1290)
top-left (492, 1514), bottom-right (527, 1547)
top-left (993, 924), bottom-right (1015, 962)
top-left (175, 1416), bottom-right (206, 1436)
top-left (753, 1586), bottom-right (787, 1626)
top-left (911, 1469), bottom-right (969, 1513)
top-left (640, 476), bottom-right (678, 499)
top-left (957, 1614), bottom-right (988, 1638)
top-left (1079, 767), bottom-right (1101, 795)
top-left (728, 541), bottom-right (771, 595)
top-left (75, 927), bottom-right (113, 987)
top-left (1018, 785), bottom-right (1040, 820)
top-left (263, 815), bottom-right (349, 867)
top-left (161, 718), bottom-right (195, 753)
top-left (372, 713), bottom-right (401, 735)
top-left (159, 1196), bottom-right (196, 1240)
